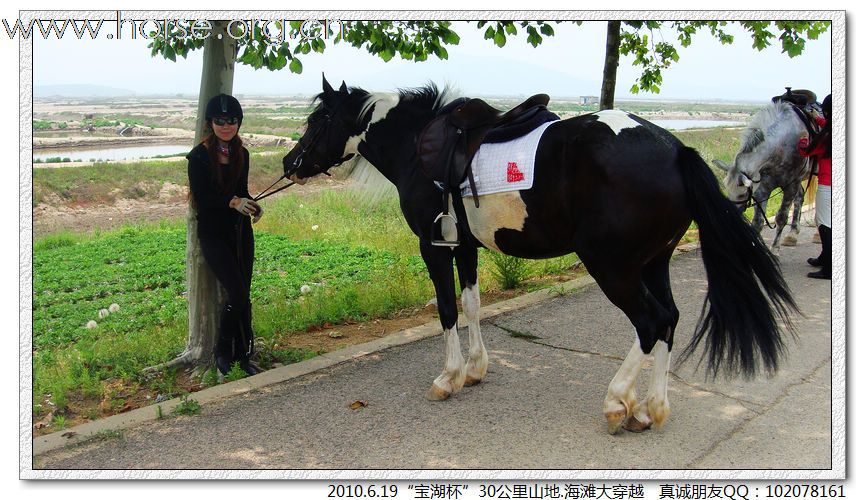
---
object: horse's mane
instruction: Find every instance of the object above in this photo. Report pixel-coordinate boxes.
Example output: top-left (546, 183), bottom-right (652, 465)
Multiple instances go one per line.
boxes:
top-left (346, 83), bottom-right (463, 203)
top-left (357, 83), bottom-right (459, 124)
top-left (739, 101), bottom-right (801, 155)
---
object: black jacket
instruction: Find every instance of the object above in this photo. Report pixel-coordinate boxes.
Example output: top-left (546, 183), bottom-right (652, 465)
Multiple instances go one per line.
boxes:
top-left (187, 143), bottom-right (252, 237)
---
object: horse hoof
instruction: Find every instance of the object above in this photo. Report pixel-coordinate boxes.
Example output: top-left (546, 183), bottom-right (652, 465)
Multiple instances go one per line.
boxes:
top-left (781, 235), bottom-right (798, 247)
top-left (464, 375), bottom-right (482, 387)
top-left (605, 409), bottom-right (628, 435)
top-left (623, 415), bottom-right (652, 433)
top-left (425, 384), bottom-right (452, 401)
top-left (648, 399), bottom-right (671, 429)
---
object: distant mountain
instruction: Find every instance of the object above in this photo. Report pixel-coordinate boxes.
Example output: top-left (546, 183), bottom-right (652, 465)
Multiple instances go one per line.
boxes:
top-left (34, 84), bottom-right (136, 98)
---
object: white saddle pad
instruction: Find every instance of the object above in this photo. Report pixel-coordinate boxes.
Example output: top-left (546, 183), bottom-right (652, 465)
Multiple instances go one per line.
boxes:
top-left (460, 120), bottom-right (557, 197)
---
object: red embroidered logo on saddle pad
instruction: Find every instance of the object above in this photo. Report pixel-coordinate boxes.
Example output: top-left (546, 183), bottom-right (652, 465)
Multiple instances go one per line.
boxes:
top-left (507, 162), bottom-right (525, 183)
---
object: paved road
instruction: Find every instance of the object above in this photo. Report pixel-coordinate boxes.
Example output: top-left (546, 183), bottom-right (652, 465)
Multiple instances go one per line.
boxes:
top-left (35, 227), bottom-right (833, 470)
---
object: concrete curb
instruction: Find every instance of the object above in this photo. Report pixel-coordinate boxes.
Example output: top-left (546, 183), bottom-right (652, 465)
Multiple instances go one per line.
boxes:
top-left (32, 242), bottom-right (700, 457)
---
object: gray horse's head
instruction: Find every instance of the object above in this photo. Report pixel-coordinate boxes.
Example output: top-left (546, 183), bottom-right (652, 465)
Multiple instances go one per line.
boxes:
top-left (713, 102), bottom-right (808, 208)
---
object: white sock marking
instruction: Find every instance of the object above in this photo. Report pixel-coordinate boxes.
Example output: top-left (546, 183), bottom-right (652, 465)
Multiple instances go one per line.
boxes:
top-left (433, 326), bottom-right (466, 393)
top-left (462, 283), bottom-right (487, 380)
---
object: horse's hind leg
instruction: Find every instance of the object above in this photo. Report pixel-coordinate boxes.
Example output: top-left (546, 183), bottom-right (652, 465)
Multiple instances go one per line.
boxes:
top-left (625, 250), bottom-right (678, 432)
top-left (782, 184), bottom-right (805, 247)
top-left (456, 245), bottom-right (488, 386)
top-left (604, 336), bottom-right (644, 434)
top-left (420, 242), bottom-right (466, 401)
top-left (590, 260), bottom-right (675, 434)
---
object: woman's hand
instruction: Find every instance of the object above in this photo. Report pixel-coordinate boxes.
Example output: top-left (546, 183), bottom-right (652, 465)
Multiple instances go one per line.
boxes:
top-left (230, 197), bottom-right (261, 217)
top-left (797, 136), bottom-right (810, 156)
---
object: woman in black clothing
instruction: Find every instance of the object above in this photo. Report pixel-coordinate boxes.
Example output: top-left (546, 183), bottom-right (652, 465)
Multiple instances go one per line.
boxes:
top-left (187, 94), bottom-right (263, 376)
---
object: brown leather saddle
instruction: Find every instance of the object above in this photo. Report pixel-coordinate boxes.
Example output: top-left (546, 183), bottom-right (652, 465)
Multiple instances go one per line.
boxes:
top-left (772, 87), bottom-right (823, 138)
top-left (771, 87), bottom-right (817, 107)
top-left (417, 94), bottom-right (556, 246)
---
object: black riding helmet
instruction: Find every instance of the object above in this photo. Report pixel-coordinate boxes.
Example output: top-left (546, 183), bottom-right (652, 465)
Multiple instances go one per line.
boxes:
top-left (205, 93), bottom-right (243, 127)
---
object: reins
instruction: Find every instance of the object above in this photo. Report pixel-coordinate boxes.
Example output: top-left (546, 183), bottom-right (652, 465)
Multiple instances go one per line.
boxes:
top-left (254, 176), bottom-right (295, 202)
top-left (743, 164), bottom-right (815, 230)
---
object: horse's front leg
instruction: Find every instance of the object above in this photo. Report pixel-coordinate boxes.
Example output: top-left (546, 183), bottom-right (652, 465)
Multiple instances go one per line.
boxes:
top-left (782, 184), bottom-right (805, 247)
top-left (420, 241), bottom-right (466, 401)
top-left (456, 245), bottom-right (488, 386)
top-left (770, 193), bottom-right (793, 253)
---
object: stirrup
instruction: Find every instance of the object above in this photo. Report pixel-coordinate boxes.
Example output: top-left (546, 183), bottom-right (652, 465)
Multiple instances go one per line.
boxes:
top-left (431, 212), bottom-right (460, 247)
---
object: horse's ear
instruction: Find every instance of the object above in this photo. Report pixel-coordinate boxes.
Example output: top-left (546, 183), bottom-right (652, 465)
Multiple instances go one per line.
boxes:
top-left (322, 73), bottom-right (335, 95)
top-left (712, 159), bottom-right (732, 172)
top-left (338, 81), bottom-right (348, 95)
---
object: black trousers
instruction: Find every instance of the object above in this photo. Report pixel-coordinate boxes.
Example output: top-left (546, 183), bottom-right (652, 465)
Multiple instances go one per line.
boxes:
top-left (199, 219), bottom-right (255, 360)
top-left (817, 224), bottom-right (831, 271)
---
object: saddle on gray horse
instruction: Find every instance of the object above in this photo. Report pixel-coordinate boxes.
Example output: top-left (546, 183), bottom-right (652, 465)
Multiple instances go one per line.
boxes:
top-left (771, 87), bottom-right (817, 108)
top-left (772, 87), bottom-right (823, 138)
top-left (417, 94), bottom-right (558, 246)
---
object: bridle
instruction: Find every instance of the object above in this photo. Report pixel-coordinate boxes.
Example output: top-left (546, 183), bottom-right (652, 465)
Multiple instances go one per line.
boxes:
top-left (255, 107), bottom-right (352, 202)
top-left (253, 109), bottom-right (342, 201)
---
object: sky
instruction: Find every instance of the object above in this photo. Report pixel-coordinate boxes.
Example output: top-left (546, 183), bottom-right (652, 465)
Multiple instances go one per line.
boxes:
top-left (31, 18), bottom-right (832, 102)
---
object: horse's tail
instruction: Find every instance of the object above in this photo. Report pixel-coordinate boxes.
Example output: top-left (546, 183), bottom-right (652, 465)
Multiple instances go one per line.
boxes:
top-left (675, 146), bottom-right (799, 378)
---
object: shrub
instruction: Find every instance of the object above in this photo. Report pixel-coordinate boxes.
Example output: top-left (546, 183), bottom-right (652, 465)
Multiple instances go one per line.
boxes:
top-left (486, 251), bottom-right (531, 290)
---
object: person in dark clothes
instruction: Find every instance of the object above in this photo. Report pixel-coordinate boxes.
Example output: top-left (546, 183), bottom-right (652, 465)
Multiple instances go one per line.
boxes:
top-left (187, 94), bottom-right (263, 375)
top-left (798, 93), bottom-right (832, 280)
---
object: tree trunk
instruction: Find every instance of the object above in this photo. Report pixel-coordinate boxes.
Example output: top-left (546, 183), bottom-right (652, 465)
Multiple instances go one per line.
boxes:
top-left (144, 21), bottom-right (237, 376)
top-left (600, 21), bottom-right (622, 111)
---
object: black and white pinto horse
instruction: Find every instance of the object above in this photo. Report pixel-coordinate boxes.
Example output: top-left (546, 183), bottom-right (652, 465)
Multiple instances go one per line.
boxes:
top-left (712, 101), bottom-right (816, 253)
top-left (282, 78), bottom-right (797, 434)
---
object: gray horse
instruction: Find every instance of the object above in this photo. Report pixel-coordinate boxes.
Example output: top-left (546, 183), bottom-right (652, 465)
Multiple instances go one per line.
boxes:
top-left (713, 101), bottom-right (818, 253)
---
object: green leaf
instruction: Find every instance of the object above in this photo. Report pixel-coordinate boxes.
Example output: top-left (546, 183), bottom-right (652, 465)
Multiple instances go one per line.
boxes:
top-left (540, 23), bottom-right (554, 36)
top-left (504, 22), bottom-right (517, 35)
top-left (289, 57), bottom-right (303, 74)
top-left (380, 48), bottom-right (394, 62)
top-left (484, 26), bottom-right (495, 40)
top-left (493, 29), bottom-right (506, 48)
top-left (272, 53), bottom-right (287, 70)
top-left (443, 30), bottom-right (460, 44)
top-left (163, 44), bottom-right (176, 62)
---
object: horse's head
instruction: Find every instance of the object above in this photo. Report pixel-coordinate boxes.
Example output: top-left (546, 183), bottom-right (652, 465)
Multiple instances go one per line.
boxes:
top-left (713, 102), bottom-right (803, 210)
top-left (282, 75), bottom-right (367, 182)
top-left (713, 157), bottom-right (760, 211)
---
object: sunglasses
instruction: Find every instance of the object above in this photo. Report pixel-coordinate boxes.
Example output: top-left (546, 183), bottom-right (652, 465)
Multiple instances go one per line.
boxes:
top-left (213, 117), bottom-right (239, 126)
